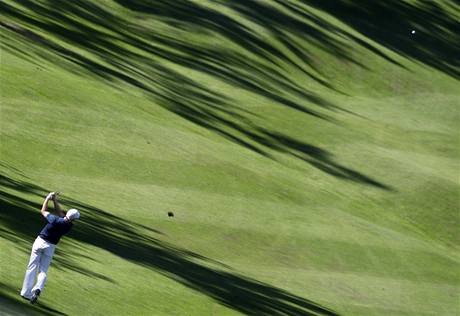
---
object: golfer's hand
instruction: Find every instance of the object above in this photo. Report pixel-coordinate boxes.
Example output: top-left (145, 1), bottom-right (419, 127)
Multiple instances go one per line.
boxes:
top-left (46, 192), bottom-right (55, 201)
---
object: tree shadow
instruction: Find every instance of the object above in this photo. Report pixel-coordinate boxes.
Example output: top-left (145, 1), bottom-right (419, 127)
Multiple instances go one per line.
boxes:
top-left (0, 282), bottom-right (67, 316)
top-left (0, 173), bottom-right (340, 315)
top-left (255, 129), bottom-right (392, 190)
top-left (306, 0), bottom-right (460, 79)
top-left (0, 0), bottom-right (391, 189)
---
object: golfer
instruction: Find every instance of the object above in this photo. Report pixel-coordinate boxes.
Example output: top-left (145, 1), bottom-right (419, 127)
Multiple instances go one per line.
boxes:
top-left (20, 192), bottom-right (80, 304)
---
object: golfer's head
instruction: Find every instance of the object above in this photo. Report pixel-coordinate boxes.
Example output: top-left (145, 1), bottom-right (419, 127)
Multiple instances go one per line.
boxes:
top-left (66, 209), bottom-right (80, 222)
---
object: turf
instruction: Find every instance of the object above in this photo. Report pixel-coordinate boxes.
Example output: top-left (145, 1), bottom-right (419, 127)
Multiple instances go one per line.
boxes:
top-left (1, 0), bottom-right (459, 315)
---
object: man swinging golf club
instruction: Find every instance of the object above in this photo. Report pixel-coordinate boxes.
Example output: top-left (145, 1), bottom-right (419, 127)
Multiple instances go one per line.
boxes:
top-left (20, 192), bottom-right (80, 304)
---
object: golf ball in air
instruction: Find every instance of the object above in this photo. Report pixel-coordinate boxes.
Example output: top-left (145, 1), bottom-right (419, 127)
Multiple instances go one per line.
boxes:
top-left (411, 30), bottom-right (416, 34)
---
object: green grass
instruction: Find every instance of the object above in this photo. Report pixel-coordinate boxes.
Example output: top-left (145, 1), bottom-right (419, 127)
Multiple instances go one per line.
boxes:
top-left (1, 0), bottom-right (459, 315)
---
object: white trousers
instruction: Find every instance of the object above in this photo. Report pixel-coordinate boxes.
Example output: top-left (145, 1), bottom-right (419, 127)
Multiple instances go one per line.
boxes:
top-left (20, 236), bottom-right (56, 298)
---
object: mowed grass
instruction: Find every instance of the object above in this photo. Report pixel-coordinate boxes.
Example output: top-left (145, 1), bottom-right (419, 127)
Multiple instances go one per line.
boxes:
top-left (1, 0), bottom-right (459, 315)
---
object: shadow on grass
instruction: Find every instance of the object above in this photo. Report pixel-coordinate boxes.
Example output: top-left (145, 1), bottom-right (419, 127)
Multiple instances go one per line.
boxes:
top-left (306, 0), bottom-right (460, 79)
top-left (0, 174), bottom-right (340, 315)
top-left (0, 282), bottom-right (67, 316)
top-left (0, 0), bottom-right (395, 190)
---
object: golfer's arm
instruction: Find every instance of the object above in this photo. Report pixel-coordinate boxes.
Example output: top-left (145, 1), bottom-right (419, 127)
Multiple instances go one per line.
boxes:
top-left (40, 197), bottom-right (51, 217)
top-left (54, 199), bottom-right (65, 217)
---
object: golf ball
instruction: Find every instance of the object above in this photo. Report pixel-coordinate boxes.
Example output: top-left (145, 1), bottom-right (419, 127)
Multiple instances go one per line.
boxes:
top-left (411, 30), bottom-right (416, 34)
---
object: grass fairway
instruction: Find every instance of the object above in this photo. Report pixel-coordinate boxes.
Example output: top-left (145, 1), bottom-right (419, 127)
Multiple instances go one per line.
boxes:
top-left (1, 0), bottom-right (459, 315)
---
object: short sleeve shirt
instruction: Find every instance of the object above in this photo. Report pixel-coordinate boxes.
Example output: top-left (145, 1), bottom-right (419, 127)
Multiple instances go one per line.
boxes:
top-left (38, 214), bottom-right (73, 245)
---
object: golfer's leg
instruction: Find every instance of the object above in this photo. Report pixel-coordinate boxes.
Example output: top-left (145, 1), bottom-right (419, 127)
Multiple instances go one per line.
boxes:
top-left (21, 240), bottom-right (41, 298)
top-left (33, 246), bottom-right (55, 292)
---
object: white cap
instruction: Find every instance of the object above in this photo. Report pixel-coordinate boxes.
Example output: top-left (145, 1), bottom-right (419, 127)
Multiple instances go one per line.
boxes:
top-left (66, 209), bottom-right (80, 220)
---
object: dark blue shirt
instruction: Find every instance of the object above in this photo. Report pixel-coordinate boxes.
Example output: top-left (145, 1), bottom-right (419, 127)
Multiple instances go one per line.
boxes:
top-left (39, 214), bottom-right (73, 245)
